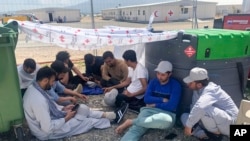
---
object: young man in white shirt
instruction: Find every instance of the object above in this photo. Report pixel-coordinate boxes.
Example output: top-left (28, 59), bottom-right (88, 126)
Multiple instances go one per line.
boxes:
top-left (17, 58), bottom-right (40, 97)
top-left (104, 50), bottom-right (148, 111)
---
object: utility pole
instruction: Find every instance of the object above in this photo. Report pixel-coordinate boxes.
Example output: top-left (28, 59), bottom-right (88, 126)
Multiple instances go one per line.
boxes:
top-left (192, 0), bottom-right (198, 29)
top-left (90, 0), bottom-right (97, 55)
top-left (90, 0), bottom-right (95, 29)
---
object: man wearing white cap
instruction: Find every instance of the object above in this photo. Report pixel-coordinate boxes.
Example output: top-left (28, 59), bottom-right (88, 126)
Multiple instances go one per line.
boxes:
top-left (181, 67), bottom-right (238, 140)
top-left (115, 61), bottom-right (181, 141)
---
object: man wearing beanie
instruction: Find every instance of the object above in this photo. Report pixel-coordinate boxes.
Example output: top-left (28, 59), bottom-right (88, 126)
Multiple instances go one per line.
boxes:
top-left (181, 67), bottom-right (238, 140)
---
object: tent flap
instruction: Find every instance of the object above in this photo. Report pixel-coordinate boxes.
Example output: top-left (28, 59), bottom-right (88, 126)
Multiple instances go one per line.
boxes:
top-left (16, 20), bottom-right (178, 50)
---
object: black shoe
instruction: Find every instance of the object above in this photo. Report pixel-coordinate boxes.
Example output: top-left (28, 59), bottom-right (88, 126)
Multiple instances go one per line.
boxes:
top-left (114, 103), bottom-right (129, 124)
top-left (204, 130), bottom-right (223, 141)
top-left (199, 137), bottom-right (211, 141)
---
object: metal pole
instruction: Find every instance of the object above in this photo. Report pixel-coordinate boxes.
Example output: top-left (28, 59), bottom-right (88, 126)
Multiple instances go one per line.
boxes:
top-left (90, 0), bottom-right (97, 55)
top-left (90, 0), bottom-right (95, 29)
top-left (192, 0), bottom-right (198, 29)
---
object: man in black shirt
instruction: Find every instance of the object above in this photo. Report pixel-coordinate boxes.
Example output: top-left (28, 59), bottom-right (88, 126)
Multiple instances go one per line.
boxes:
top-left (84, 53), bottom-right (104, 83)
top-left (56, 51), bottom-right (89, 89)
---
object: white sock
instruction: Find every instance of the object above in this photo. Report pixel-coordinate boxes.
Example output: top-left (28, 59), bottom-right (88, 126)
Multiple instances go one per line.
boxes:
top-left (105, 112), bottom-right (116, 120)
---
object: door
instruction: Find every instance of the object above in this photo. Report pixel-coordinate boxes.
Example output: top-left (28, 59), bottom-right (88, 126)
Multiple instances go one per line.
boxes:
top-left (48, 13), bottom-right (53, 22)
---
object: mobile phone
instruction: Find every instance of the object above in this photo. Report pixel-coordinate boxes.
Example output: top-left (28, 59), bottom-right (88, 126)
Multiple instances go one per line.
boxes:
top-left (72, 104), bottom-right (79, 111)
top-left (89, 76), bottom-right (95, 81)
top-left (164, 133), bottom-right (177, 140)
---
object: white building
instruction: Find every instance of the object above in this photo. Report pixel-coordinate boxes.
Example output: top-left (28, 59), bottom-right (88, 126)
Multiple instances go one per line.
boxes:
top-left (102, 0), bottom-right (242, 22)
top-left (197, 0), bottom-right (243, 16)
top-left (102, 0), bottom-right (217, 23)
top-left (16, 8), bottom-right (81, 23)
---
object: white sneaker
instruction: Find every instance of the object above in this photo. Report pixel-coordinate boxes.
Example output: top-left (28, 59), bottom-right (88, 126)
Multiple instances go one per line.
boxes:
top-left (105, 112), bottom-right (116, 121)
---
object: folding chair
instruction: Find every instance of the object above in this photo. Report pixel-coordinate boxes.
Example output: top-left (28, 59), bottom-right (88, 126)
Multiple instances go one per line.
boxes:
top-left (236, 99), bottom-right (250, 124)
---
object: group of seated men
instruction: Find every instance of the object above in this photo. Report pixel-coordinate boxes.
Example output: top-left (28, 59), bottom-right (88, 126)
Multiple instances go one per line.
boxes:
top-left (18, 50), bottom-right (239, 141)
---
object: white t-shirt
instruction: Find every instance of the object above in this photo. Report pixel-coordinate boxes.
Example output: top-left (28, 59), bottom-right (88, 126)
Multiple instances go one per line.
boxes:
top-left (17, 64), bottom-right (40, 89)
top-left (127, 63), bottom-right (148, 99)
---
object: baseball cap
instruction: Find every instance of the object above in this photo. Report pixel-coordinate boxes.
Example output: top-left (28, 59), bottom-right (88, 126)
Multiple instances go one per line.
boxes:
top-left (183, 67), bottom-right (208, 83)
top-left (154, 61), bottom-right (173, 73)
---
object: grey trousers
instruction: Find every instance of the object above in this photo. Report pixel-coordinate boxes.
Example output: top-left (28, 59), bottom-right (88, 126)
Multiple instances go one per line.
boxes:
top-left (181, 106), bottom-right (235, 137)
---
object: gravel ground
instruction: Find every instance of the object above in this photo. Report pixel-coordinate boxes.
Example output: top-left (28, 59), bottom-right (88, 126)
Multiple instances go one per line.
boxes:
top-left (0, 94), bottom-right (230, 141)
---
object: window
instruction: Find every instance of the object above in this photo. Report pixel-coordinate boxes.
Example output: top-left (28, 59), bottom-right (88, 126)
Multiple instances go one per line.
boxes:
top-left (130, 11), bottom-right (132, 15)
top-left (181, 8), bottom-right (188, 14)
top-left (123, 11), bottom-right (125, 15)
top-left (138, 10), bottom-right (140, 15)
top-left (143, 10), bottom-right (145, 15)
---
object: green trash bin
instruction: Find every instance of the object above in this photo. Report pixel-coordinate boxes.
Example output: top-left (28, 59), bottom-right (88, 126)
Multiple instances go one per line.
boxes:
top-left (145, 29), bottom-right (250, 117)
top-left (0, 21), bottom-right (25, 140)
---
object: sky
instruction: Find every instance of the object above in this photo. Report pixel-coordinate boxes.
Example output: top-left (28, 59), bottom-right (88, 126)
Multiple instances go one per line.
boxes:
top-left (0, 0), bottom-right (87, 12)
top-left (0, 0), bottom-right (244, 13)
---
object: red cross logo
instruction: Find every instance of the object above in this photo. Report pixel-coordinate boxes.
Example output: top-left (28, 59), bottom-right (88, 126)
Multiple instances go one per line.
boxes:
top-left (129, 39), bottom-right (133, 43)
top-left (32, 28), bottom-right (38, 33)
top-left (148, 37), bottom-right (152, 41)
top-left (59, 35), bottom-right (65, 42)
top-left (168, 10), bottom-right (173, 16)
top-left (166, 34), bottom-right (169, 39)
top-left (38, 34), bottom-right (43, 40)
top-left (108, 40), bottom-right (112, 44)
top-left (85, 39), bottom-right (90, 43)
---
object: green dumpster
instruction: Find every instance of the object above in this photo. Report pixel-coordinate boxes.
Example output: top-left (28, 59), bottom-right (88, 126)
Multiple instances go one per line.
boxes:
top-left (0, 21), bottom-right (24, 140)
top-left (145, 29), bottom-right (250, 117)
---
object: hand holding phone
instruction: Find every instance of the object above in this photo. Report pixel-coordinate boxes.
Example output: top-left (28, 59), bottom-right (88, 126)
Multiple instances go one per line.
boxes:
top-left (71, 104), bottom-right (79, 111)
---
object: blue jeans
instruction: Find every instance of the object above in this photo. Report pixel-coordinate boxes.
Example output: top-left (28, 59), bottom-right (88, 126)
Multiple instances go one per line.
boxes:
top-left (121, 107), bottom-right (176, 141)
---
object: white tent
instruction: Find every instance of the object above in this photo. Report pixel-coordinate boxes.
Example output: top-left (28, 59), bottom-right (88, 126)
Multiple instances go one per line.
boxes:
top-left (15, 17), bottom-right (179, 65)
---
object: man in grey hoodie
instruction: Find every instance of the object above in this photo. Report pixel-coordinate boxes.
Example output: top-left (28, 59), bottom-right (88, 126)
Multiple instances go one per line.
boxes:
top-left (181, 67), bottom-right (238, 140)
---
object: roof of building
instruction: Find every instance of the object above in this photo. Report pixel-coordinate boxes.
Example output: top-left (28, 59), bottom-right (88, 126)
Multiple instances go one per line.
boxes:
top-left (102, 0), bottom-right (217, 11)
top-left (16, 7), bottom-right (80, 13)
top-left (200, 0), bottom-right (243, 5)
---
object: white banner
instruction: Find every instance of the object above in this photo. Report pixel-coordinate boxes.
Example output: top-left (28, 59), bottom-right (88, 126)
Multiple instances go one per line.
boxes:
top-left (16, 20), bottom-right (178, 50)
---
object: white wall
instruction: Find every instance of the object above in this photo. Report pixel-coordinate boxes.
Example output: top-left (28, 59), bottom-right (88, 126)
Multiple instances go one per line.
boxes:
top-left (17, 9), bottom-right (80, 23)
top-left (216, 5), bottom-right (242, 15)
top-left (54, 10), bottom-right (81, 22)
top-left (242, 0), bottom-right (250, 13)
top-left (101, 1), bottom-right (216, 22)
top-left (197, 4), bottom-right (216, 19)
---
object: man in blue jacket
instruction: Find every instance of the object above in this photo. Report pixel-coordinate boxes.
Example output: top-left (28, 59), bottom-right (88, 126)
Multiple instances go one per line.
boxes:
top-left (115, 61), bottom-right (182, 141)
